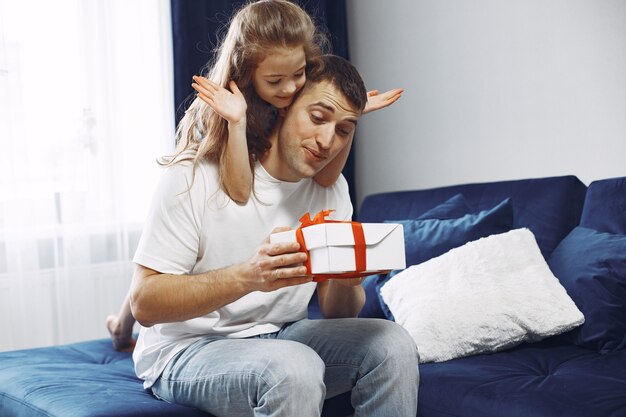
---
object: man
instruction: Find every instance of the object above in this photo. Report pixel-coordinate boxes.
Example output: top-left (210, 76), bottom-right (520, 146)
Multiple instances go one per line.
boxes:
top-left (130, 55), bottom-right (419, 417)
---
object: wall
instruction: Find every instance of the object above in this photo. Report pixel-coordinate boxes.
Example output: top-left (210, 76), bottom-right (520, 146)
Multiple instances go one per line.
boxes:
top-left (346, 0), bottom-right (626, 207)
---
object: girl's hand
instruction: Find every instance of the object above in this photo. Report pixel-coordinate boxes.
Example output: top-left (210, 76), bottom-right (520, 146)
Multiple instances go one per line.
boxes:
top-left (192, 76), bottom-right (247, 124)
top-left (363, 88), bottom-right (404, 114)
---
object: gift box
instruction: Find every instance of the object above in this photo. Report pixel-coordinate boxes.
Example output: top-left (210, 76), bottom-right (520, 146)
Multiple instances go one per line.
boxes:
top-left (270, 210), bottom-right (406, 277)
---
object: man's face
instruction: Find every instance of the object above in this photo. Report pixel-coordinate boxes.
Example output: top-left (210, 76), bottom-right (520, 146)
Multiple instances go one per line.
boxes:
top-left (272, 80), bottom-right (360, 182)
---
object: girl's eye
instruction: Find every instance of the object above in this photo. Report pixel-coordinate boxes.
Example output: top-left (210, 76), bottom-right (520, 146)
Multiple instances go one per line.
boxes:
top-left (267, 80), bottom-right (280, 86)
top-left (295, 72), bottom-right (304, 78)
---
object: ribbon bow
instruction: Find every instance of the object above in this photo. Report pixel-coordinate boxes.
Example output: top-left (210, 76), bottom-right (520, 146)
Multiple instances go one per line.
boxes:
top-left (298, 209), bottom-right (335, 228)
top-left (295, 210), bottom-right (368, 281)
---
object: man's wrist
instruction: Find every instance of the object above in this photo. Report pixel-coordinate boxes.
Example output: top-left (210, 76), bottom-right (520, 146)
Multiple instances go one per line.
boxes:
top-left (226, 262), bottom-right (254, 295)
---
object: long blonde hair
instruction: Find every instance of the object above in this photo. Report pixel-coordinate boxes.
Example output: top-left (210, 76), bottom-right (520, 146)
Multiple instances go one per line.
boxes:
top-left (163, 0), bottom-right (327, 198)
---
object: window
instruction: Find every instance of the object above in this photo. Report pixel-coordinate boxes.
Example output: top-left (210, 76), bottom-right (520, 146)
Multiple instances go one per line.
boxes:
top-left (0, 0), bottom-right (174, 350)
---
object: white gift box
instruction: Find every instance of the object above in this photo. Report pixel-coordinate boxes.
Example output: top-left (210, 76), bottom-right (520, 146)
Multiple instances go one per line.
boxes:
top-left (270, 222), bottom-right (406, 275)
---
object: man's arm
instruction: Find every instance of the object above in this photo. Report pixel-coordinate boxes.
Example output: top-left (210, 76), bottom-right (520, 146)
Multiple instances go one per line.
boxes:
top-left (316, 278), bottom-right (365, 319)
top-left (130, 238), bottom-right (310, 327)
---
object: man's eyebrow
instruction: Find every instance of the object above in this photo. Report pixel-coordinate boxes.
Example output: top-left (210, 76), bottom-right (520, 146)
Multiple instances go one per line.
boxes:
top-left (309, 101), bottom-right (359, 126)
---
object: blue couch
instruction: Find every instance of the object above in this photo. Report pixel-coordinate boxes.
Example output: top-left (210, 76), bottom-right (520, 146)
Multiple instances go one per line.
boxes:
top-left (1, 175), bottom-right (625, 417)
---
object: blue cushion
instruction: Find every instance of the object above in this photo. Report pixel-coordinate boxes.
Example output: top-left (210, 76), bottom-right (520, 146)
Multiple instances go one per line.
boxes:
top-left (0, 339), bottom-right (209, 417)
top-left (580, 177), bottom-right (626, 235)
top-left (396, 198), bottom-right (513, 269)
top-left (417, 341), bottom-right (626, 417)
top-left (414, 193), bottom-right (472, 220)
top-left (358, 175), bottom-right (586, 259)
top-left (547, 226), bottom-right (626, 352)
top-left (359, 193), bottom-right (472, 319)
top-left (0, 338), bottom-right (354, 417)
top-left (372, 198), bottom-right (514, 320)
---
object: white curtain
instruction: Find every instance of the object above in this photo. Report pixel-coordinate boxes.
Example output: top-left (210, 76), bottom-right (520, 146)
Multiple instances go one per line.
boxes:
top-left (0, 0), bottom-right (175, 351)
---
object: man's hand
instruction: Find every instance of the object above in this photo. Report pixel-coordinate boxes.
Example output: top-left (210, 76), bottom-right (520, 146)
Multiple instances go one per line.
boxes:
top-left (317, 276), bottom-right (366, 319)
top-left (330, 277), bottom-right (365, 287)
top-left (363, 88), bottom-right (404, 114)
top-left (131, 227), bottom-right (312, 327)
top-left (192, 76), bottom-right (247, 125)
top-left (239, 227), bottom-right (312, 292)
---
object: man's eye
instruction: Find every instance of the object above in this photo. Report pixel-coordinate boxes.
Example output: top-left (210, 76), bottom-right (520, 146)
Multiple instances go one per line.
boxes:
top-left (310, 114), bottom-right (324, 123)
top-left (337, 128), bottom-right (351, 136)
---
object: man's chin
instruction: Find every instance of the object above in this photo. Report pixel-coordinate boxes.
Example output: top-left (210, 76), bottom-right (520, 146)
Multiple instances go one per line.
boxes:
top-left (306, 162), bottom-right (328, 179)
top-left (290, 161), bottom-right (322, 180)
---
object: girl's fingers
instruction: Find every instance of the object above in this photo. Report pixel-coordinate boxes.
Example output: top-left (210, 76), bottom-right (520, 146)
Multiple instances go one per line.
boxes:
top-left (197, 93), bottom-right (214, 107)
top-left (228, 80), bottom-right (242, 96)
top-left (192, 75), bottom-right (219, 93)
top-left (192, 83), bottom-right (212, 97)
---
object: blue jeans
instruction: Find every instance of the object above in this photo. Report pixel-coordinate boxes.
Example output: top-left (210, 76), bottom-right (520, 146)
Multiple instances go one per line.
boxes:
top-left (151, 318), bottom-right (419, 417)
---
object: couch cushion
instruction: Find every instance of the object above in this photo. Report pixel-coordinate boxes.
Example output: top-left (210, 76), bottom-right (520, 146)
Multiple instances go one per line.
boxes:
top-left (358, 175), bottom-right (587, 259)
top-left (0, 339), bottom-right (209, 417)
top-left (547, 226), bottom-right (626, 352)
top-left (373, 198), bottom-right (514, 320)
top-left (381, 229), bottom-right (583, 362)
top-left (418, 341), bottom-right (626, 417)
top-left (0, 338), bottom-right (354, 417)
top-left (580, 177), bottom-right (626, 235)
top-left (413, 193), bottom-right (472, 220)
top-left (393, 198), bottom-right (514, 272)
top-left (360, 193), bottom-right (474, 319)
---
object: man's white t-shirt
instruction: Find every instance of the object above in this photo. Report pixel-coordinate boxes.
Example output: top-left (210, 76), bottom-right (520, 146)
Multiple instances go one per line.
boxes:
top-left (132, 160), bottom-right (352, 388)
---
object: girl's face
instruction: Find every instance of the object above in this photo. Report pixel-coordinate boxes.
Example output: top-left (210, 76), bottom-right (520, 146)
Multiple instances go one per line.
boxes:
top-left (252, 46), bottom-right (306, 109)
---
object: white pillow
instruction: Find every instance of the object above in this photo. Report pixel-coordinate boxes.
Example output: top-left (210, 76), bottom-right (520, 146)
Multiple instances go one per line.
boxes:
top-left (380, 228), bottom-right (584, 363)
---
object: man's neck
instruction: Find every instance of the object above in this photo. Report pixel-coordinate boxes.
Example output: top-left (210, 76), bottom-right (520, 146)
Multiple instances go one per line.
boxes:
top-left (259, 118), bottom-right (300, 183)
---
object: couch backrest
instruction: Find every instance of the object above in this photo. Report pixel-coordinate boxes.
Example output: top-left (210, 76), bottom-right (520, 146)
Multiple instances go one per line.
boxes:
top-left (357, 175), bottom-right (587, 258)
top-left (580, 177), bottom-right (626, 235)
top-left (546, 176), bottom-right (626, 352)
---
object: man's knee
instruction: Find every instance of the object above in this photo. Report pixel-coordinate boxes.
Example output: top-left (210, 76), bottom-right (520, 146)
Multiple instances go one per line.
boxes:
top-left (266, 342), bottom-right (326, 390)
top-left (257, 342), bottom-right (326, 415)
top-left (363, 319), bottom-right (419, 370)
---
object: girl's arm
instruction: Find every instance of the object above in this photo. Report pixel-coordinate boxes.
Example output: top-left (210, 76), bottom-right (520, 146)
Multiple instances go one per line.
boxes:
top-left (192, 76), bottom-right (252, 204)
top-left (313, 88), bottom-right (403, 187)
top-left (363, 88), bottom-right (404, 114)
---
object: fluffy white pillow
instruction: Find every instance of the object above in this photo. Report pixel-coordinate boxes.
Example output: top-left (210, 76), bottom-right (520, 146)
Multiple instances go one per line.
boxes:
top-left (380, 228), bottom-right (584, 363)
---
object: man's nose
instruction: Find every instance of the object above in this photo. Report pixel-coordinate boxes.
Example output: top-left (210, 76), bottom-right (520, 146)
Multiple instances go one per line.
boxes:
top-left (316, 124), bottom-right (335, 150)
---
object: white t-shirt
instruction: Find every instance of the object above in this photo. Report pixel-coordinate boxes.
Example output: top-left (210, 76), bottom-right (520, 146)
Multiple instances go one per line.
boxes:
top-left (132, 160), bottom-right (352, 388)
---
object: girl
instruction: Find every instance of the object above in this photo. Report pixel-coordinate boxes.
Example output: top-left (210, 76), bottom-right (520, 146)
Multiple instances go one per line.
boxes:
top-left (190, 2), bottom-right (402, 203)
top-left (106, 0), bottom-right (402, 351)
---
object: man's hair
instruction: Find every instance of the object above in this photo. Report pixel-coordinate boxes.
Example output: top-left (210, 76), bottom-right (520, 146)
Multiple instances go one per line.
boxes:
top-left (307, 55), bottom-right (368, 113)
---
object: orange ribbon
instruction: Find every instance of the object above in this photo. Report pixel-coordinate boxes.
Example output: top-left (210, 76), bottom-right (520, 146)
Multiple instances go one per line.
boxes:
top-left (295, 210), bottom-right (368, 282)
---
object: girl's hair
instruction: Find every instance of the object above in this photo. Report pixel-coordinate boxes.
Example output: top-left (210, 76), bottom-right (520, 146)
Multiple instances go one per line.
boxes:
top-left (162, 0), bottom-right (328, 198)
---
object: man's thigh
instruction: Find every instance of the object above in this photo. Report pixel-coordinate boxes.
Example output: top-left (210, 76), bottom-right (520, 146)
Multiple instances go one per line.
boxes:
top-left (277, 318), bottom-right (406, 398)
top-left (151, 336), bottom-right (325, 415)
